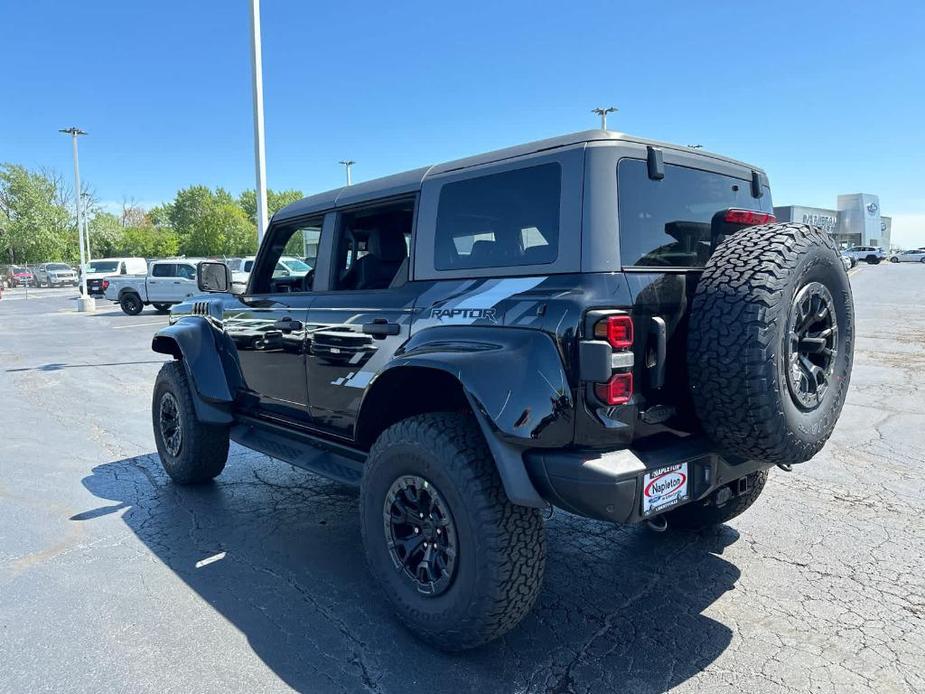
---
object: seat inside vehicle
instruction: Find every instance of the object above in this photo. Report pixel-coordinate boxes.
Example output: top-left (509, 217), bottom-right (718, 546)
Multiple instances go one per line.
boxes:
top-left (338, 207), bottom-right (412, 290)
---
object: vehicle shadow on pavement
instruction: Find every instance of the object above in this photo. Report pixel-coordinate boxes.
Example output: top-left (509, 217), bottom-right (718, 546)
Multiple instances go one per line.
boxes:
top-left (77, 451), bottom-right (741, 693)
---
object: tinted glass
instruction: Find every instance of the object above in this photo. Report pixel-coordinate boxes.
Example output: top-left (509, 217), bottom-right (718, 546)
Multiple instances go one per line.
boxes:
top-left (48, 263), bottom-right (70, 271)
top-left (435, 163), bottom-right (561, 270)
top-left (618, 159), bottom-right (773, 268)
top-left (176, 264), bottom-right (196, 280)
top-left (152, 263), bottom-right (176, 277)
top-left (88, 261), bottom-right (119, 273)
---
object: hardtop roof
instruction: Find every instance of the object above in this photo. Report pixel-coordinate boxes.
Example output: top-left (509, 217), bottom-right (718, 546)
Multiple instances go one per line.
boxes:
top-left (275, 130), bottom-right (765, 222)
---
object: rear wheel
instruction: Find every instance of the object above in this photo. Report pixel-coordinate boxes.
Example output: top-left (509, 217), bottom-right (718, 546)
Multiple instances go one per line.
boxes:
top-left (152, 361), bottom-right (229, 484)
top-left (360, 413), bottom-right (545, 651)
top-left (890, 256), bottom-right (899, 263)
top-left (153, 303), bottom-right (171, 314)
top-left (688, 223), bottom-right (854, 465)
top-left (120, 293), bottom-right (143, 315)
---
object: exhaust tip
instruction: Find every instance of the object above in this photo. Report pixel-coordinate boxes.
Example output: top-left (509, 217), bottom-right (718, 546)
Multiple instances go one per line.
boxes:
top-left (646, 515), bottom-right (668, 533)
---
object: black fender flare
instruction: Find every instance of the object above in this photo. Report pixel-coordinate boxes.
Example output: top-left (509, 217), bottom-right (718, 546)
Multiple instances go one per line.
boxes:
top-left (151, 317), bottom-right (235, 425)
top-left (361, 326), bottom-right (575, 507)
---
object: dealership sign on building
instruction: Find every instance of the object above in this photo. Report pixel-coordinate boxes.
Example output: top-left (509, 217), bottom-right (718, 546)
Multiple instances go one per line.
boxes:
top-left (774, 193), bottom-right (891, 249)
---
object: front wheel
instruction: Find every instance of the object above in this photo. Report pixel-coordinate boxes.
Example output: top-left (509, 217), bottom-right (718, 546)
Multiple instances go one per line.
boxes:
top-left (120, 293), bottom-right (143, 315)
top-left (360, 413), bottom-right (546, 651)
top-left (152, 361), bottom-right (229, 484)
top-left (890, 257), bottom-right (899, 263)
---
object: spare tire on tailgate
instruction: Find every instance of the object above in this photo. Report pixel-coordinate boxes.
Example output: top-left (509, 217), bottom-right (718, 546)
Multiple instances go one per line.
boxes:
top-left (687, 223), bottom-right (854, 465)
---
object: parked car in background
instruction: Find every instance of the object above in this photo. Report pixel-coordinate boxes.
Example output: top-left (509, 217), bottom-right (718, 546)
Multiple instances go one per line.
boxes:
top-left (840, 253), bottom-right (857, 269)
top-left (5, 265), bottom-right (35, 287)
top-left (230, 255), bottom-right (312, 288)
top-left (104, 259), bottom-right (201, 314)
top-left (888, 249), bottom-right (925, 263)
top-left (842, 246), bottom-right (885, 264)
top-left (34, 262), bottom-right (79, 287)
top-left (80, 257), bottom-right (148, 296)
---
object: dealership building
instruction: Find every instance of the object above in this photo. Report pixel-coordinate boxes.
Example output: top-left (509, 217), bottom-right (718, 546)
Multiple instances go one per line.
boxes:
top-left (774, 194), bottom-right (892, 250)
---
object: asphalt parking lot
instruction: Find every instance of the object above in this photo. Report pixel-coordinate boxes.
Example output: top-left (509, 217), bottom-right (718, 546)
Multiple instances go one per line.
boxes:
top-left (1, 265), bottom-right (923, 694)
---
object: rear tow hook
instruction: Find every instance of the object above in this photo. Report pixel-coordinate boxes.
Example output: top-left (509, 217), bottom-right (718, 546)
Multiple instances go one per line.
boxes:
top-left (646, 515), bottom-right (668, 532)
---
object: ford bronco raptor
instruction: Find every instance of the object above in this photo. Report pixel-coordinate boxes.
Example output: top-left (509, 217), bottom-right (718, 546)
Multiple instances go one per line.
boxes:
top-left (151, 130), bottom-right (854, 650)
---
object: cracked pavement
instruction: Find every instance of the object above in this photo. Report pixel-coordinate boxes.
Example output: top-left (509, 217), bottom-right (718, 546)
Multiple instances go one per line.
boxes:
top-left (1, 266), bottom-right (923, 693)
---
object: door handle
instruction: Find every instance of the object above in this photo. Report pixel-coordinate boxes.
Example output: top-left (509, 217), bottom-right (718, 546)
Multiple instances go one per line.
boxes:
top-left (362, 319), bottom-right (400, 338)
top-left (272, 317), bottom-right (303, 331)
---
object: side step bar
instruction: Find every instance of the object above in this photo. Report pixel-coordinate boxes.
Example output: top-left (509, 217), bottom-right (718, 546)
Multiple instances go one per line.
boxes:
top-left (230, 417), bottom-right (366, 486)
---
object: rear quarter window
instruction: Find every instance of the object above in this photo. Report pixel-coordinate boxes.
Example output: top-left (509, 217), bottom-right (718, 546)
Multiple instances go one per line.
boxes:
top-left (434, 163), bottom-right (561, 270)
top-left (618, 159), bottom-right (773, 268)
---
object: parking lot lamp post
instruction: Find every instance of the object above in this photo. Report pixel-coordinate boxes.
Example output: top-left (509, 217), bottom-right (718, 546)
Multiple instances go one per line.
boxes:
top-left (250, 0), bottom-right (269, 246)
top-left (592, 106), bottom-right (617, 130)
top-left (339, 160), bottom-right (355, 186)
top-left (59, 127), bottom-right (94, 312)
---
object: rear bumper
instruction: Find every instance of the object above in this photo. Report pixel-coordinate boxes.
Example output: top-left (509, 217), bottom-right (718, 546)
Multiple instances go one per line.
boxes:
top-left (524, 435), bottom-right (772, 524)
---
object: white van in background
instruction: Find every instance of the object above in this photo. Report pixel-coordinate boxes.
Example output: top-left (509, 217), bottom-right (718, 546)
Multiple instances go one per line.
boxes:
top-left (80, 257), bottom-right (148, 296)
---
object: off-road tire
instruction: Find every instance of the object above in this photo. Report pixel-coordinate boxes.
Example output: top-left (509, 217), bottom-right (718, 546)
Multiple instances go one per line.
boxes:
top-left (120, 292), bottom-right (143, 315)
top-left (153, 303), bottom-right (171, 314)
top-left (360, 412), bottom-right (545, 651)
top-left (688, 223), bottom-right (854, 465)
top-left (152, 361), bottom-right (229, 484)
top-left (667, 470), bottom-right (768, 530)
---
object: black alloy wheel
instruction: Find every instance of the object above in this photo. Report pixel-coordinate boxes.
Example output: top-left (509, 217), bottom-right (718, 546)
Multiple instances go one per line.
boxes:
top-left (158, 391), bottom-right (183, 456)
top-left (383, 475), bottom-right (458, 596)
top-left (786, 281), bottom-right (838, 411)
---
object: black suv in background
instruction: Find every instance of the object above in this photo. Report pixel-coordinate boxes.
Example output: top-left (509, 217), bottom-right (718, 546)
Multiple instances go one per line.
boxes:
top-left (151, 130), bottom-right (854, 650)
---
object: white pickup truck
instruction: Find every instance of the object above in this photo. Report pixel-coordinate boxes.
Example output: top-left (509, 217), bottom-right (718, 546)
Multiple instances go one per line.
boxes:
top-left (104, 259), bottom-right (201, 315)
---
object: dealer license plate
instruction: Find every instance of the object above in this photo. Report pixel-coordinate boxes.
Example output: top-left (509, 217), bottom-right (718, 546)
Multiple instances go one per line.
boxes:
top-left (641, 463), bottom-right (689, 516)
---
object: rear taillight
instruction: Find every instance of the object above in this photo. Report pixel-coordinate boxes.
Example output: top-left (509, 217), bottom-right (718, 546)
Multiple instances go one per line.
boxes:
top-left (724, 209), bottom-right (776, 226)
top-left (593, 315), bottom-right (634, 350)
top-left (102, 279), bottom-right (110, 290)
top-left (592, 314), bottom-right (634, 405)
top-left (595, 372), bottom-right (633, 406)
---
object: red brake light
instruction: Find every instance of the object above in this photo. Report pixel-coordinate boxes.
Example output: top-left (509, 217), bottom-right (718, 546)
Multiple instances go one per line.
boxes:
top-left (724, 209), bottom-right (776, 226)
top-left (102, 279), bottom-right (110, 290)
top-left (594, 315), bottom-right (634, 350)
top-left (595, 372), bottom-right (633, 406)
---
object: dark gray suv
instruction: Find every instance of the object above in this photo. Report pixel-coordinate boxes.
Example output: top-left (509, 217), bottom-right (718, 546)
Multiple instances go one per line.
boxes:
top-left (150, 130), bottom-right (854, 650)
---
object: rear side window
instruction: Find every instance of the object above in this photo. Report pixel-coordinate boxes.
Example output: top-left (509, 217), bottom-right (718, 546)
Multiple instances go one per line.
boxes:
top-left (618, 159), bottom-right (773, 268)
top-left (151, 263), bottom-right (176, 277)
top-left (434, 163), bottom-right (561, 270)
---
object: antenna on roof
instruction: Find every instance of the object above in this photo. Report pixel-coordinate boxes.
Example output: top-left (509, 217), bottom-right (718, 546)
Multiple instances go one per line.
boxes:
top-left (591, 106), bottom-right (618, 130)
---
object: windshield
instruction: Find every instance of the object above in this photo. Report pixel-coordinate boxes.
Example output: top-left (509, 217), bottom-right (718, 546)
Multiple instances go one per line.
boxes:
top-left (88, 261), bottom-right (120, 273)
top-left (48, 263), bottom-right (71, 271)
top-left (282, 258), bottom-right (311, 272)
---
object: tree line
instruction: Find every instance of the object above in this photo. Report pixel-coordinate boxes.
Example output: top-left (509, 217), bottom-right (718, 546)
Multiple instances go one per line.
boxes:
top-left (0, 162), bottom-right (303, 264)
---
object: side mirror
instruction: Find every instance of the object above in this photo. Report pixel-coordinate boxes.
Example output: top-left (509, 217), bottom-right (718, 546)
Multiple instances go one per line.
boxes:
top-left (198, 261), bottom-right (232, 293)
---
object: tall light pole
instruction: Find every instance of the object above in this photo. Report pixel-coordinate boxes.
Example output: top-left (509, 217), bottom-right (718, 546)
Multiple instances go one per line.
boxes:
top-left (250, 0), bottom-right (269, 244)
top-left (592, 106), bottom-right (618, 130)
top-left (59, 127), bottom-right (93, 311)
top-left (339, 160), bottom-right (355, 186)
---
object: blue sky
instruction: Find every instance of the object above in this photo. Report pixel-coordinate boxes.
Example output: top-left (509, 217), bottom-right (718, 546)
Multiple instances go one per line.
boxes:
top-left (2, 0), bottom-right (924, 245)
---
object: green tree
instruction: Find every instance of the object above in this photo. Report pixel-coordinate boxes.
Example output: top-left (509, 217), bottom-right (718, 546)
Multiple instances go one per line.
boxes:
top-left (0, 164), bottom-right (74, 263)
top-left (121, 226), bottom-right (180, 257)
top-left (239, 188), bottom-right (304, 222)
top-left (86, 212), bottom-right (125, 258)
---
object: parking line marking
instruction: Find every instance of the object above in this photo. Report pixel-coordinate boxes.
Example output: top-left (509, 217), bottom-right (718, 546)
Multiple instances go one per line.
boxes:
top-left (111, 321), bottom-right (169, 329)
